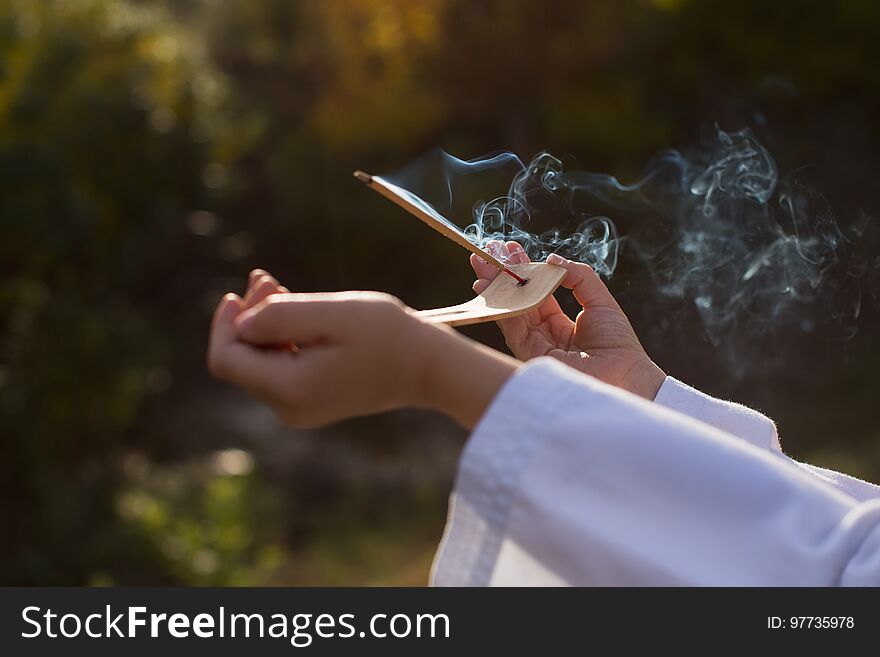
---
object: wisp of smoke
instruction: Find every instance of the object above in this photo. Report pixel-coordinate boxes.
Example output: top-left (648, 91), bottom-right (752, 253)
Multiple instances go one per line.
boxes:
top-left (384, 149), bottom-right (621, 275)
top-left (383, 127), bottom-right (876, 357)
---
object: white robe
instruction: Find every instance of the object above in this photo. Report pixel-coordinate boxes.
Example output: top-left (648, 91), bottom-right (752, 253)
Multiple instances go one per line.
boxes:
top-left (431, 358), bottom-right (880, 586)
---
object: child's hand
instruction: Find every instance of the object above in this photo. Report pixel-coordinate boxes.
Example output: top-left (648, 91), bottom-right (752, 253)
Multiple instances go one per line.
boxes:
top-left (471, 241), bottom-right (665, 400)
top-left (208, 270), bottom-right (519, 429)
top-left (208, 289), bottom-right (435, 427)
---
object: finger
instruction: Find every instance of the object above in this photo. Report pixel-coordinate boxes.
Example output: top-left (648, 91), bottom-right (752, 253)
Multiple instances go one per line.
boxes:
top-left (496, 314), bottom-right (530, 351)
top-left (546, 254), bottom-right (620, 310)
top-left (472, 278), bottom-right (491, 294)
top-left (245, 275), bottom-right (282, 309)
top-left (208, 293), bottom-right (296, 395)
top-left (246, 269), bottom-right (269, 296)
top-left (470, 252), bottom-right (501, 281)
top-left (208, 292), bottom-right (244, 376)
top-left (505, 241), bottom-right (530, 265)
top-left (247, 278), bottom-right (296, 351)
top-left (244, 271), bottom-right (279, 306)
top-left (248, 268), bottom-right (270, 286)
top-left (235, 294), bottom-right (354, 346)
top-left (210, 292), bottom-right (243, 342)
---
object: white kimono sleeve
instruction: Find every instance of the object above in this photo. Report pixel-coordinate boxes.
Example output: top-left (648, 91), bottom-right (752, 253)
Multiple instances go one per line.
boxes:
top-left (656, 376), bottom-right (880, 502)
top-left (431, 358), bottom-right (880, 586)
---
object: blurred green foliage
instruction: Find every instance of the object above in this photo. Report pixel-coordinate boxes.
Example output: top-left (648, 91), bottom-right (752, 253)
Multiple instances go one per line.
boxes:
top-left (1, 0), bottom-right (879, 584)
top-left (113, 451), bottom-right (285, 585)
top-left (0, 0), bottom-right (242, 583)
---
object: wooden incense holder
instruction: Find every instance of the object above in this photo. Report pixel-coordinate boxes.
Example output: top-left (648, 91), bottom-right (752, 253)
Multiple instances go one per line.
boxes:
top-left (355, 170), bottom-right (566, 327)
top-left (412, 261), bottom-right (565, 327)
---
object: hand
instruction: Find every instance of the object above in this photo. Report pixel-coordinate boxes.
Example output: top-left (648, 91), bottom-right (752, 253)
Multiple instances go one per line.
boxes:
top-left (209, 289), bottom-right (431, 427)
top-left (471, 241), bottom-right (665, 400)
top-left (208, 271), bottom-right (518, 428)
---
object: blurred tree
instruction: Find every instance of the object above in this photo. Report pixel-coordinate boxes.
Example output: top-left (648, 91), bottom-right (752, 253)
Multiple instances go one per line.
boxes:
top-left (0, 0), bottom-right (253, 584)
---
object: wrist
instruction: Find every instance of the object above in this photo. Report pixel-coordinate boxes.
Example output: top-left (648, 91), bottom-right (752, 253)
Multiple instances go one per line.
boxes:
top-left (405, 318), bottom-right (462, 410)
top-left (410, 318), bottom-right (518, 428)
top-left (624, 359), bottom-right (666, 401)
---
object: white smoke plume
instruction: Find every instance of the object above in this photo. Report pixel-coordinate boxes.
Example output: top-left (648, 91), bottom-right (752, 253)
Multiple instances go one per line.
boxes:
top-left (383, 127), bottom-right (877, 355)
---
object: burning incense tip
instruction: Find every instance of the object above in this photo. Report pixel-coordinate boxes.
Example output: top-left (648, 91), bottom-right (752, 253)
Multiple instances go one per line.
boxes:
top-left (503, 268), bottom-right (528, 286)
top-left (353, 170), bottom-right (372, 184)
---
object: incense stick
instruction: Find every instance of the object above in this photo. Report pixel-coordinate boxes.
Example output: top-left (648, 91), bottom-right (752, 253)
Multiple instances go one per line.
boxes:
top-left (354, 170), bottom-right (527, 285)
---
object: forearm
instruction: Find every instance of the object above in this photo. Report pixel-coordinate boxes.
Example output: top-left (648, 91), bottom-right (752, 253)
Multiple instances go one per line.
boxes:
top-left (414, 321), bottom-right (519, 429)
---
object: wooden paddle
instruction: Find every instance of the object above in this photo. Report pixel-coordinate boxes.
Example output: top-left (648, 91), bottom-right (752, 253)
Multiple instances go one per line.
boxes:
top-left (354, 171), bottom-right (565, 326)
top-left (412, 262), bottom-right (565, 327)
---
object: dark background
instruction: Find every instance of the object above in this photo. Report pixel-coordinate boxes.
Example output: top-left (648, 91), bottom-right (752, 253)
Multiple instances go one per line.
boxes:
top-left (1, 0), bottom-right (878, 585)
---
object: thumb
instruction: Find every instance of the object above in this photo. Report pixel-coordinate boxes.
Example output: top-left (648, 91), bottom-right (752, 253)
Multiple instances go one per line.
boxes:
top-left (546, 254), bottom-right (620, 310)
top-left (234, 293), bottom-right (352, 346)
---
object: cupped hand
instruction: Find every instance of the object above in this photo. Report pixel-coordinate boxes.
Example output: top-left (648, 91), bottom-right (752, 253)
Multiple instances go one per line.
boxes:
top-left (471, 241), bottom-right (665, 400)
top-left (209, 269), bottom-right (520, 429)
top-left (208, 287), bottom-right (434, 428)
